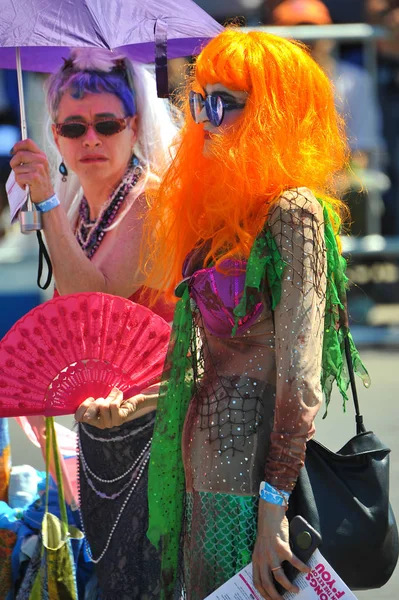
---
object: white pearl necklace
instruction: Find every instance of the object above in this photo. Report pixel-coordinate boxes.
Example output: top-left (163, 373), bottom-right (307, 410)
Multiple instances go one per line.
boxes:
top-left (79, 418), bottom-right (153, 443)
top-left (78, 435), bottom-right (151, 484)
top-left (80, 453), bottom-right (150, 564)
top-left (77, 424), bottom-right (152, 564)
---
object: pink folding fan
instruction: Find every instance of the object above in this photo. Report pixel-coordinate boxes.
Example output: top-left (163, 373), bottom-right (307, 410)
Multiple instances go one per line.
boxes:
top-left (0, 293), bottom-right (171, 417)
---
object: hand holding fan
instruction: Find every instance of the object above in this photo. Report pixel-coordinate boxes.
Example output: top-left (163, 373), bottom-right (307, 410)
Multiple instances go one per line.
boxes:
top-left (0, 293), bottom-right (171, 417)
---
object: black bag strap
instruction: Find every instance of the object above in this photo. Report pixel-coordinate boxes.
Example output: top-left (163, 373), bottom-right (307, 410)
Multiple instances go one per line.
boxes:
top-left (36, 230), bottom-right (53, 290)
top-left (343, 330), bottom-right (366, 435)
top-left (338, 298), bottom-right (366, 434)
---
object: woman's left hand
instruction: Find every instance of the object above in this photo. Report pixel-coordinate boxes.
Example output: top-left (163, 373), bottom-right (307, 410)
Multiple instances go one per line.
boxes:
top-left (10, 139), bottom-right (54, 203)
top-left (74, 387), bottom-right (144, 429)
top-left (252, 501), bottom-right (310, 599)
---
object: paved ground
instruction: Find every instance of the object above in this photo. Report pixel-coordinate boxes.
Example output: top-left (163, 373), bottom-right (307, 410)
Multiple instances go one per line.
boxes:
top-left (7, 349), bottom-right (399, 599)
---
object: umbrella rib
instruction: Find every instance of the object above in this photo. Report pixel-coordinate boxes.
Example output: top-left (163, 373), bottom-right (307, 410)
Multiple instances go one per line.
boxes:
top-left (84, 0), bottom-right (111, 49)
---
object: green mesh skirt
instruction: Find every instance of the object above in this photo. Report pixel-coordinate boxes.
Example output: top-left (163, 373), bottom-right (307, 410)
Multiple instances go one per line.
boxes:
top-left (182, 491), bottom-right (258, 599)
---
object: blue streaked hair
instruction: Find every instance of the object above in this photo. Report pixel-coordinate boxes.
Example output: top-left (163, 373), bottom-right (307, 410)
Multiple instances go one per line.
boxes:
top-left (46, 49), bottom-right (136, 120)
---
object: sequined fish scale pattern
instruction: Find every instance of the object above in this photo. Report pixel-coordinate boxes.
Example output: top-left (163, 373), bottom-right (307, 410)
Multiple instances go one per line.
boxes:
top-left (181, 491), bottom-right (258, 600)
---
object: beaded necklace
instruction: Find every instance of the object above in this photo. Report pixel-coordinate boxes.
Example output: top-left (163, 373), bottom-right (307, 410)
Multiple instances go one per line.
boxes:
top-left (76, 156), bottom-right (143, 259)
top-left (77, 422), bottom-right (152, 564)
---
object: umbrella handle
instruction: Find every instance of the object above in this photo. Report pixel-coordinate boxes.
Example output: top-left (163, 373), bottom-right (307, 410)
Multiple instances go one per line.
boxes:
top-left (16, 48), bottom-right (42, 232)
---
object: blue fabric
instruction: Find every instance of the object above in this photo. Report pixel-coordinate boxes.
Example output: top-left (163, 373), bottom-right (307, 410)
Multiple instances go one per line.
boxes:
top-left (0, 472), bottom-right (93, 598)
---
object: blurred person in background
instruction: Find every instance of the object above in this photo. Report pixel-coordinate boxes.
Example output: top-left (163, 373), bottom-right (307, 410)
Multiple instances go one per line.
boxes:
top-left (265, 0), bottom-right (365, 24)
top-left (271, 0), bottom-right (386, 235)
top-left (367, 0), bottom-right (399, 235)
top-left (272, 0), bottom-right (385, 173)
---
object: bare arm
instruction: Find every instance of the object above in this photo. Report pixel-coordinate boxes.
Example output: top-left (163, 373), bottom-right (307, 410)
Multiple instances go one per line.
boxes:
top-left (40, 205), bottom-right (111, 294)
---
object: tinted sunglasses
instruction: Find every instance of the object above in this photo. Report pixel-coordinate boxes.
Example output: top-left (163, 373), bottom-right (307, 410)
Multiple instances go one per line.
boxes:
top-left (189, 91), bottom-right (246, 127)
top-left (55, 117), bottom-right (129, 139)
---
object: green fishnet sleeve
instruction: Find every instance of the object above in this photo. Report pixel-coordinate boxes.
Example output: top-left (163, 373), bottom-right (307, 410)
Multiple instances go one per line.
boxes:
top-left (147, 286), bottom-right (194, 599)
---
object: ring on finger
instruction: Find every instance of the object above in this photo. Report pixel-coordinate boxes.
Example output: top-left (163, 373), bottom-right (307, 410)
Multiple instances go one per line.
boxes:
top-left (271, 565), bottom-right (283, 572)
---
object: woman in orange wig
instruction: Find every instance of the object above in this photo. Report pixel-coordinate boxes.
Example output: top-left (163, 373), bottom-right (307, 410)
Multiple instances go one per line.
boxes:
top-left (145, 29), bottom-right (369, 600)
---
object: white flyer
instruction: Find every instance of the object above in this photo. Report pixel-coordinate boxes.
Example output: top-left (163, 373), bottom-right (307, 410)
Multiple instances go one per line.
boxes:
top-left (6, 170), bottom-right (28, 223)
top-left (205, 550), bottom-right (358, 600)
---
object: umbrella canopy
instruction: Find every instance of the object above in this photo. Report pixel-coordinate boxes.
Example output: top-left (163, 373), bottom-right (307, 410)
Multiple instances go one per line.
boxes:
top-left (0, 0), bottom-right (223, 72)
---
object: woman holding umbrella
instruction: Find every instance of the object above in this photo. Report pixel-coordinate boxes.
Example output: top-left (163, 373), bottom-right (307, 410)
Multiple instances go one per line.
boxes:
top-left (10, 48), bottom-right (177, 599)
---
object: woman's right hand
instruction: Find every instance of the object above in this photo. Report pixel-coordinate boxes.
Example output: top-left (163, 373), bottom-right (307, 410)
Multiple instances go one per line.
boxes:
top-left (74, 387), bottom-right (145, 429)
top-left (10, 139), bottom-right (54, 203)
top-left (252, 500), bottom-right (310, 599)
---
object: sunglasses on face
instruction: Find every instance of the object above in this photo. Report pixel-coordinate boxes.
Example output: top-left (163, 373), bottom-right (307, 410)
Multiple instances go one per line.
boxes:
top-left (55, 117), bottom-right (129, 139)
top-left (189, 90), bottom-right (246, 128)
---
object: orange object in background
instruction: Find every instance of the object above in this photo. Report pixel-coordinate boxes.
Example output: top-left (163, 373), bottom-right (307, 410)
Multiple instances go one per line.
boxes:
top-left (272, 0), bottom-right (332, 25)
top-left (0, 419), bottom-right (11, 502)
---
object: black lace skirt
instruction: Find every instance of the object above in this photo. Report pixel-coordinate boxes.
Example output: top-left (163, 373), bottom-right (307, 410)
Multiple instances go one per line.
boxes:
top-left (78, 412), bottom-right (160, 600)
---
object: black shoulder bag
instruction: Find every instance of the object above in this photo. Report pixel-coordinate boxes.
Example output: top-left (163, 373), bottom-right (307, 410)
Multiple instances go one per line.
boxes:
top-left (287, 335), bottom-right (399, 589)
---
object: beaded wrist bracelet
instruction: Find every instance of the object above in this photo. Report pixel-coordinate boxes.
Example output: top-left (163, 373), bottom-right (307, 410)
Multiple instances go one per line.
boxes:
top-left (35, 194), bottom-right (60, 213)
top-left (259, 481), bottom-right (290, 508)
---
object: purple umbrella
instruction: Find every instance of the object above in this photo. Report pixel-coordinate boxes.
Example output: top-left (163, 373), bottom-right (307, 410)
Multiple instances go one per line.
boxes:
top-left (0, 0), bottom-right (222, 70)
top-left (0, 0), bottom-right (222, 233)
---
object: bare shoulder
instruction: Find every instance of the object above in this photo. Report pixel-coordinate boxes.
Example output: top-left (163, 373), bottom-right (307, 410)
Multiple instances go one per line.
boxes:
top-left (268, 187), bottom-right (324, 225)
top-left (118, 188), bottom-right (148, 224)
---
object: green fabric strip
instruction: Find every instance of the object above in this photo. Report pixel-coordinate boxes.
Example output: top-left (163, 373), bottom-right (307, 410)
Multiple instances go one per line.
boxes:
top-left (45, 418), bottom-right (68, 535)
top-left (232, 229), bottom-right (284, 336)
top-left (320, 206), bottom-right (370, 413)
top-left (147, 286), bottom-right (194, 599)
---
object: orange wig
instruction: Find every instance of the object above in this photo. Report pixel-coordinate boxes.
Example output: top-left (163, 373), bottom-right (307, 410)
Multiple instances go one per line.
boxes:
top-left (145, 29), bottom-right (349, 296)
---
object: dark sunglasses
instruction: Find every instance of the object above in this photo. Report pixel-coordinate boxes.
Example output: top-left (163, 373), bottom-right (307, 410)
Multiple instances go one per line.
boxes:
top-left (55, 117), bottom-right (129, 139)
top-left (189, 91), bottom-right (246, 128)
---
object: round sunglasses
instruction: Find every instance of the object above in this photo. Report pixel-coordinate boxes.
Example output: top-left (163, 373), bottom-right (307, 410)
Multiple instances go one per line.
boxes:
top-left (189, 91), bottom-right (246, 128)
top-left (55, 117), bottom-right (129, 139)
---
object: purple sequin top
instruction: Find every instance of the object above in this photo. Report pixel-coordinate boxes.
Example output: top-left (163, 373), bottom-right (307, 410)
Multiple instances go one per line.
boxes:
top-left (182, 258), bottom-right (263, 338)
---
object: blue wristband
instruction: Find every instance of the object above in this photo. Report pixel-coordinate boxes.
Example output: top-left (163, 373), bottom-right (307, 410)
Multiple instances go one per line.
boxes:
top-left (259, 481), bottom-right (290, 507)
top-left (36, 194), bottom-right (60, 213)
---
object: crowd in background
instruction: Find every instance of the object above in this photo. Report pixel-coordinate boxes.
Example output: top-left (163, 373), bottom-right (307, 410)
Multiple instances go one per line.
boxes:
top-left (0, 0), bottom-right (398, 237)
